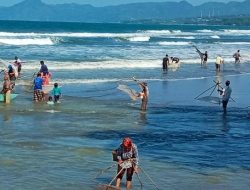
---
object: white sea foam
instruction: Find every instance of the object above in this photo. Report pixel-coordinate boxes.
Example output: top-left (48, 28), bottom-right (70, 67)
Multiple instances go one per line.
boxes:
top-left (169, 36), bottom-right (195, 39)
top-left (218, 42), bottom-right (250, 45)
top-left (223, 30), bottom-right (250, 35)
top-left (197, 29), bottom-right (213, 33)
top-left (158, 41), bottom-right (191, 46)
top-left (210, 35), bottom-right (220, 39)
top-left (22, 59), bottom-right (161, 70)
top-left (0, 31), bottom-right (193, 39)
top-left (127, 36), bottom-right (150, 42)
top-left (0, 38), bottom-right (54, 45)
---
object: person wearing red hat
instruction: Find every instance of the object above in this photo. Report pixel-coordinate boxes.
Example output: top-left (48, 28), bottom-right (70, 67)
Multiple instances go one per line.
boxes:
top-left (115, 137), bottom-right (139, 190)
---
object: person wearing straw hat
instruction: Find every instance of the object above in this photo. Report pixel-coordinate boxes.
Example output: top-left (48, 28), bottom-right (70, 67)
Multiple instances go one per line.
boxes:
top-left (115, 137), bottom-right (139, 190)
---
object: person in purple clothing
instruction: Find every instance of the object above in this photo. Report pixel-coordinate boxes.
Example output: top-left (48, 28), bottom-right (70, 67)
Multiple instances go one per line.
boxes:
top-left (33, 72), bottom-right (44, 102)
top-left (39, 60), bottom-right (49, 75)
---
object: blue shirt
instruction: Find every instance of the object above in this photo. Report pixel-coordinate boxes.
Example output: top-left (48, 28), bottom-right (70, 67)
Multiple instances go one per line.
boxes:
top-left (34, 77), bottom-right (43, 90)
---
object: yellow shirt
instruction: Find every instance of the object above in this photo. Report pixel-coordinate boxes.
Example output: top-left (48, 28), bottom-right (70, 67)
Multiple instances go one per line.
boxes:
top-left (216, 56), bottom-right (222, 65)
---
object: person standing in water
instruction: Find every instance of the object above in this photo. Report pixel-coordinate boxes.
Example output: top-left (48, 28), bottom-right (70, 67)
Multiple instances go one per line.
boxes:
top-left (39, 60), bottom-right (51, 85)
top-left (162, 54), bottom-right (169, 70)
top-left (115, 137), bottom-right (139, 190)
top-left (33, 72), bottom-right (44, 102)
top-left (134, 79), bottom-right (149, 111)
top-left (233, 50), bottom-right (241, 64)
top-left (52, 83), bottom-right (62, 103)
top-left (1, 72), bottom-right (11, 104)
top-left (193, 45), bottom-right (208, 65)
top-left (13, 56), bottom-right (24, 76)
top-left (215, 55), bottom-right (224, 72)
top-left (218, 80), bottom-right (232, 113)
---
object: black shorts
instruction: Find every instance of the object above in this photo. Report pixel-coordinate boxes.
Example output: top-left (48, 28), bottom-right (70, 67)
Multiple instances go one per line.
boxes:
top-left (116, 164), bottom-right (134, 181)
top-left (222, 100), bottom-right (228, 108)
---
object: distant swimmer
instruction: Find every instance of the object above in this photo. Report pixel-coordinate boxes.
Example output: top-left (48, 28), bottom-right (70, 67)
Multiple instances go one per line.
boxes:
top-left (193, 45), bottom-right (208, 65)
top-left (215, 55), bottom-right (224, 72)
top-left (170, 57), bottom-right (180, 64)
top-left (162, 54), bottom-right (169, 70)
top-left (218, 80), bottom-right (232, 113)
top-left (233, 50), bottom-right (241, 64)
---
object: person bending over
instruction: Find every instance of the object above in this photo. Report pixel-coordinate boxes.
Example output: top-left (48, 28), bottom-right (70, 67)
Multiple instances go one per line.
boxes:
top-left (115, 137), bottom-right (139, 190)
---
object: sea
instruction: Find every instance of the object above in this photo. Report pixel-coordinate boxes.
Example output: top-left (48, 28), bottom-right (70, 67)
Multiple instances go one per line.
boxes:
top-left (0, 20), bottom-right (250, 190)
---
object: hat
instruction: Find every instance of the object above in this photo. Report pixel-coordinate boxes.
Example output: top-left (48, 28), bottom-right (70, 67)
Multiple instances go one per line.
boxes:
top-left (123, 137), bottom-right (132, 148)
top-left (225, 80), bottom-right (230, 85)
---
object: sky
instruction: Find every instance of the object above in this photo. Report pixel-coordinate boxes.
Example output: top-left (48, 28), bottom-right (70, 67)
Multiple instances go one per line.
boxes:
top-left (0, 0), bottom-right (245, 7)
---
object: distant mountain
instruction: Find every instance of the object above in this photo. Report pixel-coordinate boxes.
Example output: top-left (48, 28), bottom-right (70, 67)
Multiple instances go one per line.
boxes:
top-left (0, 0), bottom-right (249, 22)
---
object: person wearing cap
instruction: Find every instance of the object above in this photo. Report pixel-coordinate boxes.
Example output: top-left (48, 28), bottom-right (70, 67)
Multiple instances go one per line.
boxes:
top-left (218, 80), bottom-right (232, 112)
top-left (115, 137), bottom-right (139, 190)
top-left (137, 81), bottom-right (149, 111)
top-left (162, 54), bottom-right (169, 70)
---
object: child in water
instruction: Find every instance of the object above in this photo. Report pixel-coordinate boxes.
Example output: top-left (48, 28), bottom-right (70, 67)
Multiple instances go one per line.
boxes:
top-left (47, 96), bottom-right (54, 105)
top-left (52, 83), bottom-right (62, 103)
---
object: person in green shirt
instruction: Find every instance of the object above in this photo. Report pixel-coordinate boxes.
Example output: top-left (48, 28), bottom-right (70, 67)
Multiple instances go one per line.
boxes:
top-left (52, 83), bottom-right (61, 103)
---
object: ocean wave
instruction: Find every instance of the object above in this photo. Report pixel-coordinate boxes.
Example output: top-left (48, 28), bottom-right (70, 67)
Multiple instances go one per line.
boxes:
top-left (218, 42), bottom-right (250, 45)
top-left (169, 36), bottom-right (195, 39)
top-left (0, 31), bottom-right (192, 39)
top-left (22, 60), bottom-right (161, 70)
top-left (223, 30), bottom-right (250, 35)
top-left (127, 36), bottom-right (150, 42)
top-left (210, 35), bottom-right (220, 39)
top-left (158, 41), bottom-right (192, 46)
top-left (0, 38), bottom-right (54, 45)
top-left (197, 29), bottom-right (214, 33)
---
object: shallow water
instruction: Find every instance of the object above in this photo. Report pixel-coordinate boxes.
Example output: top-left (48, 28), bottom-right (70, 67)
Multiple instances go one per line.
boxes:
top-left (1, 21), bottom-right (250, 189)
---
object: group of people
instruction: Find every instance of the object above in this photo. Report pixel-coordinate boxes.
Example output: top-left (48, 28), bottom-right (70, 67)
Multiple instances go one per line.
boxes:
top-left (33, 61), bottom-right (61, 104)
top-left (161, 46), bottom-right (236, 112)
top-left (193, 46), bottom-right (241, 70)
top-left (1, 56), bottom-right (24, 103)
top-left (162, 54), bottom-right (180, 70)
top-left (1, 58), bottom-right (62, 104)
